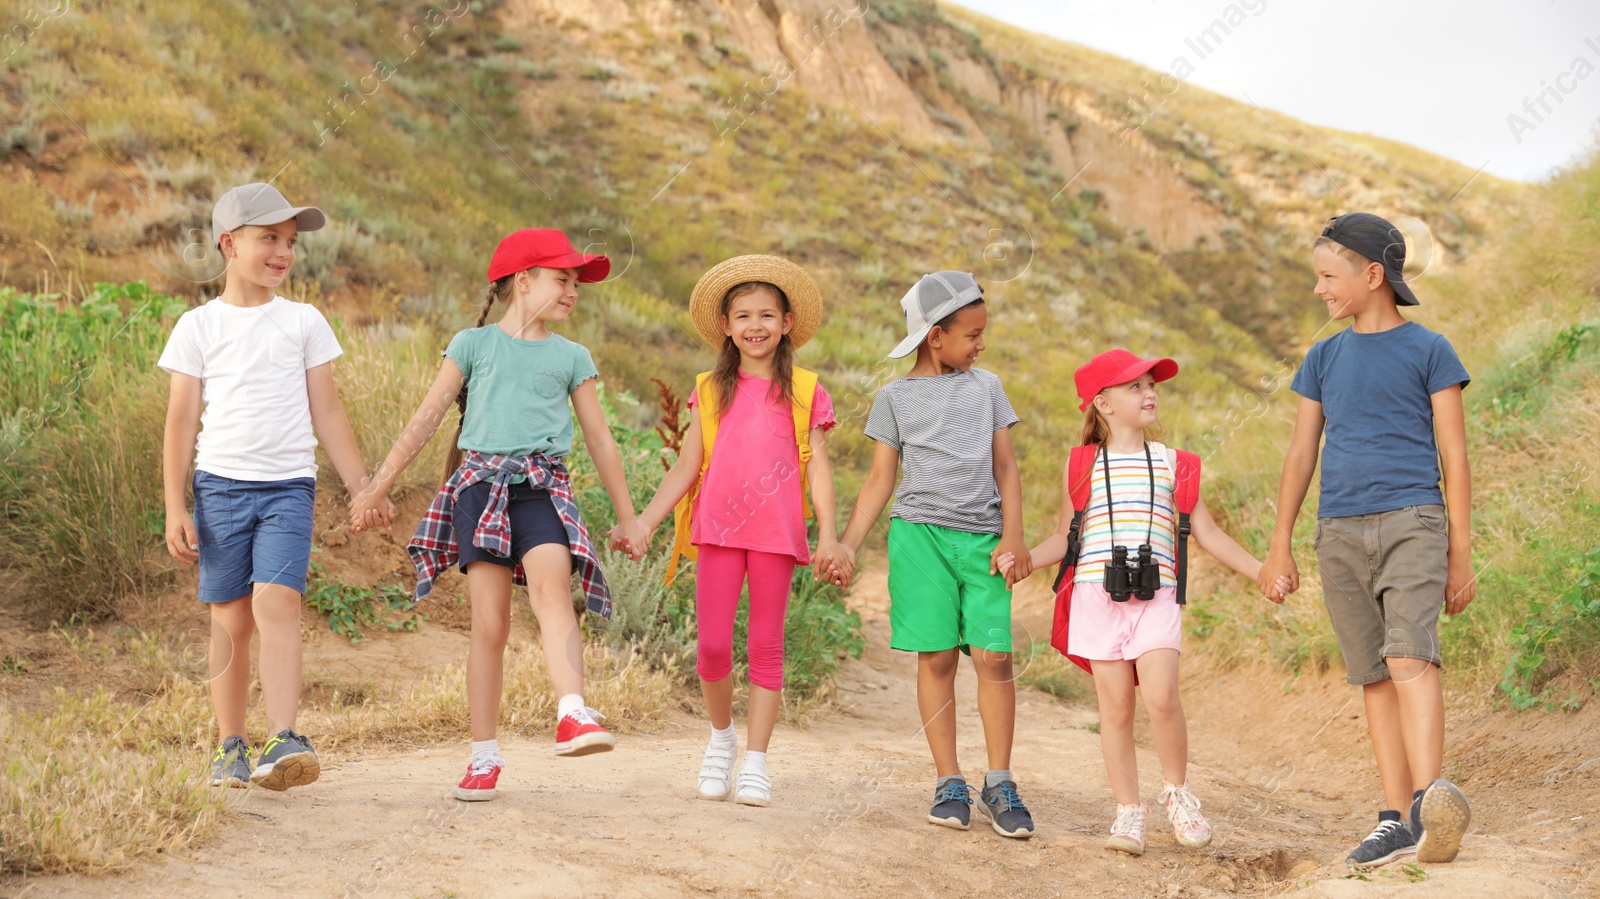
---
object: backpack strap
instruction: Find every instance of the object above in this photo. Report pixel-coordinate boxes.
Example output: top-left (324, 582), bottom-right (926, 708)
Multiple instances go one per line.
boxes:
top-left (1171, 449), bottom-right (1201, 606)
top-left (791, 367), bottom-right (818, 521)
top-left (665, 373), bottom-right (715, 583)
top-left (1051, 444), bottom-right (1099, 592)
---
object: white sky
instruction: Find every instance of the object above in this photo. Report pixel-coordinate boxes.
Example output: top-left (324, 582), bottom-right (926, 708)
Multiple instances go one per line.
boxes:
top-left (956, 0), bottom-right (1600, 182)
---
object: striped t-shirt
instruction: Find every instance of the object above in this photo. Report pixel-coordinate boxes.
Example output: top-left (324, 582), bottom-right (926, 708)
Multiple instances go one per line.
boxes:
top-left (864, 367), bottom-right (1019, 534)
top-left (1073, 442), bottom-right (1179, 585)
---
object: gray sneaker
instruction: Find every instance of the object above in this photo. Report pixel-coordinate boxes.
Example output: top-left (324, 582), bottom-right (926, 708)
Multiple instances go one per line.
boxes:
top-left (978, 780), bottom-right (1035, 839)
top-left (209, 735), bottom-right (252, 788)
top-left (1346, 811), bottom-right (1416, 869)
top-left (928, 780), bottom-right (973, 830)
top-left (250, 728), bottom-right (320, 791)
top-left (1414, 778), bottom-right (1471, 863)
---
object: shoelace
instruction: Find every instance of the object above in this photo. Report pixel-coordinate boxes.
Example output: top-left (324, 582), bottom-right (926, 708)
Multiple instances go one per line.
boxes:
top-left (1363, 820), bottom-right (1407, 844)
top-left (567, 706), bottom-right (607, 726)
top-left (934, 782), bottom-right (973, 806)
top-left (988, 782), bottom-right (1028, 812)
top-left (1160, 784), bottom-right (1205, 829)
top-left (467, 752), bottom-right (505, 777)
top-left (1112, 805), bottom-right (1146, 840)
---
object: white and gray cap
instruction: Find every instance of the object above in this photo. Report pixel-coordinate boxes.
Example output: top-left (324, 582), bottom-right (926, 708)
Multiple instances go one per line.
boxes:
top-left (212, 182), bottom-right (326, 248)
top-left (887, 270), bottom-right (984, 359)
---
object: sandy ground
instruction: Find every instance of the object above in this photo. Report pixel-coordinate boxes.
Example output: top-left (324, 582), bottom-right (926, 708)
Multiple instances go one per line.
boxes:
top-left (6, 566), bottom-right (1598, 898)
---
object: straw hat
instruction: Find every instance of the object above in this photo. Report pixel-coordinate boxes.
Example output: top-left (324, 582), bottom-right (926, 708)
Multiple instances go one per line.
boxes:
top-left (688, 255), bottom-right (823, 350)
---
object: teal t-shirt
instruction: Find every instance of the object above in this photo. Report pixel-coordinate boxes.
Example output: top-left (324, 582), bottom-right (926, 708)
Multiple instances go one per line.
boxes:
top-left (444, 326), bottom-right (598, 460)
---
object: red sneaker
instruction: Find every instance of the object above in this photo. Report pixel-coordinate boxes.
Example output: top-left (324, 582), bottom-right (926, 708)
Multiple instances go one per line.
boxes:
top-left (455, 753), bottom-right (504, 801)
top-left (555, 707), bottom-right (616, 757)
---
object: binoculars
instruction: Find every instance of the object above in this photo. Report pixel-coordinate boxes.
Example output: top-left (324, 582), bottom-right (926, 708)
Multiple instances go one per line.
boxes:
top-left (1104, 543), bottom-right (1161, 602)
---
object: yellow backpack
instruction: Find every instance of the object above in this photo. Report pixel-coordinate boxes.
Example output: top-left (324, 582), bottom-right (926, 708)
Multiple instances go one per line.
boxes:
top-left (664, 367), bottom-right (819, 583)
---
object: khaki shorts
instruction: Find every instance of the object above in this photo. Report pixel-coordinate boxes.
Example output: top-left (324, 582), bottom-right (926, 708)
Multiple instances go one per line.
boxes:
top-left (1316, 504), bottom-right (1448, 685)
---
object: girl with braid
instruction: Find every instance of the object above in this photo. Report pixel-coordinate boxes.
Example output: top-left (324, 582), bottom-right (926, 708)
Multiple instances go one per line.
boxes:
top-left (353, 229), bottom-right (643, 801)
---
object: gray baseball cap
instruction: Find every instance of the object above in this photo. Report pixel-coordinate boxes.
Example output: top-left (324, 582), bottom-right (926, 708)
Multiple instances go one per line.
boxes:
top-left (887, 271), bottom-right (984, 359)
top-left (212, 182), bottom-right (326, 248)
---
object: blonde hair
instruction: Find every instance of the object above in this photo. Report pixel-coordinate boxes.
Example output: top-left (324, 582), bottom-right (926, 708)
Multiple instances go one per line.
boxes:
top-left (1077, 395), bottom-right (1169, 448)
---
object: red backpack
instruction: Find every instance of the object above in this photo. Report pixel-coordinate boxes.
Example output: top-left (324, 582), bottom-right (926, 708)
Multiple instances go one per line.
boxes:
top-left (1048, 444), bottom-right (1202, 675)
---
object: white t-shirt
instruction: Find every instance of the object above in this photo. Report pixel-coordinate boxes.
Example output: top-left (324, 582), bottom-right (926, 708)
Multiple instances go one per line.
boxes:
top-left (158, 296), bottom-right (343, 481)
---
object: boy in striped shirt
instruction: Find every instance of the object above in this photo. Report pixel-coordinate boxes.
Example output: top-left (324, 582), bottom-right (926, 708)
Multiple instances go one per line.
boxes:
top-left (829, 271), bottom-right (1035, 839)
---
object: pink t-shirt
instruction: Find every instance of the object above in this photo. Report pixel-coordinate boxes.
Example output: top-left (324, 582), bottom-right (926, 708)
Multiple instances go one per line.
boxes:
top-left (686, 373), bottom-right (836, 564)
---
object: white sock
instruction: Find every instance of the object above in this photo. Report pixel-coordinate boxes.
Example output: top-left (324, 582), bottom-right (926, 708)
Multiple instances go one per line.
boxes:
top-left (471, 739), bottom-right (500, 758)
top-left (558, 693), bottom-right (585, 719)
top-left (711, 724), bottom-right (737, 745)
top-left (742, 750), bottom-right (768, 777)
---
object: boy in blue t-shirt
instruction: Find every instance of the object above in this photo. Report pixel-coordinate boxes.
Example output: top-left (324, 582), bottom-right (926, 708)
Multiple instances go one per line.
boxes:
top-left (1260, 213), bottom-right (1474, 870)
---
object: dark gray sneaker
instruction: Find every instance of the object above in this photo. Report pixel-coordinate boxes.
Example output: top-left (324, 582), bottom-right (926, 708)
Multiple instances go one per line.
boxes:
top-left (928, 780), bottom-right (973, 830)
top-left (978, 780), bottom-right (1035, 839)
top-left (250, 728), bottom-right (320, 791)
top-left (1414, 778), bottom-right (1471, 863)
top-left (1346, 811), bottom-right (1416, 869)
top-left (209, 735), bottom-right (252, 788)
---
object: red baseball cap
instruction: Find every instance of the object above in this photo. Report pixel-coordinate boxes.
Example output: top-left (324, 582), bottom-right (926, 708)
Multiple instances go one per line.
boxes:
top-left (487, 228), bottom-right (610, 283)
top-left (1074, 349), bottom-right (1179, 411)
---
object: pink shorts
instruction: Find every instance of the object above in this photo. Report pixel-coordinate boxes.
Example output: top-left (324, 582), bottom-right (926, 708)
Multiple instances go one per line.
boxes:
top-left (1067, 583), bottom-right (1182, 662)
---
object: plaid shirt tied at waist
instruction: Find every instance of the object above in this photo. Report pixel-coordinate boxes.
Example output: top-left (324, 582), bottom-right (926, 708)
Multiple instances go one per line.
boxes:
top-left (407, 451), bottom-right (611, 619)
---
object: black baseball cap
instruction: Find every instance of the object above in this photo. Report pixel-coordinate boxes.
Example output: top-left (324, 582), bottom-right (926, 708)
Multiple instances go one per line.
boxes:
top-left (1319, 212), bottom-right (1419, 306)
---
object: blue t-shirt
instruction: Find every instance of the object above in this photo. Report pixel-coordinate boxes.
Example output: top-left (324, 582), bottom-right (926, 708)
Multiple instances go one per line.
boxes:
top-left (1290, 321), bottom-right (1470, 519)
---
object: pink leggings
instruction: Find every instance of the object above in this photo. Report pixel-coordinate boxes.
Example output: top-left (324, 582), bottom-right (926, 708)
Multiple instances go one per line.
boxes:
top-left (695, 544), bottom-right (796, 691)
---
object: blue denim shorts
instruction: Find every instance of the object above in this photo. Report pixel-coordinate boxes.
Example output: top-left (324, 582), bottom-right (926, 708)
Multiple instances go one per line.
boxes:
top-left (192, 470), bottom-right (317, 602)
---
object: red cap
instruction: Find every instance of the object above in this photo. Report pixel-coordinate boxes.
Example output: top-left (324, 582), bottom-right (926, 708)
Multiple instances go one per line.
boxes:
top-left (1074, 349), bottom-right (1179, 411)
top-left (487, 228), bottom-right (610, 283)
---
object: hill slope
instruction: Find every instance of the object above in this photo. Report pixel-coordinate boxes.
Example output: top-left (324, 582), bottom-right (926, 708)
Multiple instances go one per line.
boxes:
top-left (1, 3), bottom-right (1514, 372)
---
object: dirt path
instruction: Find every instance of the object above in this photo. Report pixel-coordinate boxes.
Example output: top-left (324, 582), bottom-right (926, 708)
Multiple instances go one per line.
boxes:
top-left (10, 570), bottom-right (1595, 898)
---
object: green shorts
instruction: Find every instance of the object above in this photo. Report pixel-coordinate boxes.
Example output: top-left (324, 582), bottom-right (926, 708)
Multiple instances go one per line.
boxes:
top-left (886, 518), bottom-right (1013, 653)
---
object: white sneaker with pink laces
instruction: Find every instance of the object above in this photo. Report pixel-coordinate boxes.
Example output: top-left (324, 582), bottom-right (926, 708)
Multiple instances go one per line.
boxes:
top-left (1107, 803), bottom-right (1147, 855)
top-left (1160, 782), bottom-right (1213, 848)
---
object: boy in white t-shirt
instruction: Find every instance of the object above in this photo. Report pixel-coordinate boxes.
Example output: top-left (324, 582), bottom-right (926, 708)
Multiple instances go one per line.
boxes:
top-left (159, 183), bottom-right (392, 791)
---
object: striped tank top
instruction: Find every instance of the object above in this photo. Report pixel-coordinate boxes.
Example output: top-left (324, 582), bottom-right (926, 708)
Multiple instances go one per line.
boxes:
top-left (1073, 441), bottom-right (1178, 585)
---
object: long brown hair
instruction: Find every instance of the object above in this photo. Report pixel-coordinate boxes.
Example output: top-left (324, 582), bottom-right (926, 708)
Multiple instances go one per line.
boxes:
top-left (442, 273), bottom-right (515, 483)
top-left (711, 281), bottom-right (799, 419)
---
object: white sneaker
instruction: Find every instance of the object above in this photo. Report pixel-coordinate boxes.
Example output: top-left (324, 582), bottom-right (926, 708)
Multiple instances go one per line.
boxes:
top-left (1160, 782), bottom-right (1213, 848)
top-left (733, 765), bottom-right (771, 807)
top-left (1107, 803), bottom-right (1148, 855)
top-left (697, 737), bottom-right (737, 801)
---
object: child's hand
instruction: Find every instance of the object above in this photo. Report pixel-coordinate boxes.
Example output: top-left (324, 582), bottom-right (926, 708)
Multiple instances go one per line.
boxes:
top-left (165, 509), bottom-right (199, 564)
top-left (1445, 553), bottom-right (1475, 616)
top-left (1263, 575), bottom-right (1293, 604)
top-left (993, 535), bottom-right (1032, 588)
top-left (1257, 549), bottom-right (1299, 600)
top-left (819, 543), bottom-right (856, 587)
top-left (608, 520), bottom-right (650, 561)
top-left (814, 540), bottom-right (854, 586)
top-left (995, 551), bottom-right (1016, 578)
top-left (348, 485), bottom-right (392, 533)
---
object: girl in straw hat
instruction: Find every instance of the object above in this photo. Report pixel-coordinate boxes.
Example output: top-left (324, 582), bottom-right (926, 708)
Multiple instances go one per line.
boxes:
top-left (613, 254), bottom-right (845, 807)
top-left (353, 229), bottom-right (644, 802)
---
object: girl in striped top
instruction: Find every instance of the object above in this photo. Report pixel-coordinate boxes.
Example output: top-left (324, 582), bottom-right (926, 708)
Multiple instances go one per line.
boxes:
top-left (1002, 349), bottom-right (1289, 857)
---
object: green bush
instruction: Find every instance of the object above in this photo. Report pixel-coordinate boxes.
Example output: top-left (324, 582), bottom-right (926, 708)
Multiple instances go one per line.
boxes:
top-left (303, 561), bottom-right (420, 643)
top-left (0, 284), bottom-right (188, 620)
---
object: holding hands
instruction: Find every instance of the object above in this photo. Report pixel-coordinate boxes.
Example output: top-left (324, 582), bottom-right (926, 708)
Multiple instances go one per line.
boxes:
top-left (1257, 548), bottom-right (1299, 604)
top-left (814, 540), bottom-right (856, 587)
top-left (348, 477), bottom-right (396, 533)
top-left (607, 517), bottom-right (651, 561)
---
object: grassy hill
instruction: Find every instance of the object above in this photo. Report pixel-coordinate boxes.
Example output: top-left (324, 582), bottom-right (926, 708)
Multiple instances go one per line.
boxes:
top-left (3, 0), bottom-right (1584, 682)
